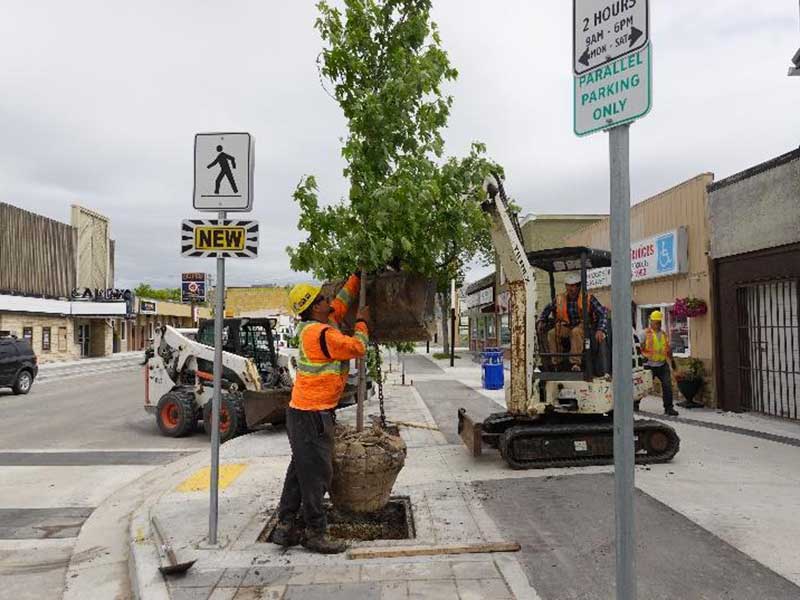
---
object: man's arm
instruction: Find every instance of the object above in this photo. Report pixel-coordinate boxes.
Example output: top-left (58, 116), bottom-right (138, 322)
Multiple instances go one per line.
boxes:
top-left (321, 321), bottom-right (369, 361)
top-left (539, 302), bottom-right (554, 324)
top-left (206, 158), bottom-right (218, 169)
top-left (229, 154), bottom-right (236, 169)
top-left (330, 273), bottom-right (360, 324)
top-left (590, 297), bottom-right (609, 333)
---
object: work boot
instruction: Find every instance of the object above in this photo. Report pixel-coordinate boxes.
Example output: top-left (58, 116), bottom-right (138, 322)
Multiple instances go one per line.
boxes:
top-left (664, 406), bottom-right (679, 417)
top-left (302, 529), bottom-right (347, 554)
top-left (271, 519), bottom-right (301, 547)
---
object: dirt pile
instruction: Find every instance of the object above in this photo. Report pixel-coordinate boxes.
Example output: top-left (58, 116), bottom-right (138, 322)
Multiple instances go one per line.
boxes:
top-left (330, 423), bottom-right (407, 513)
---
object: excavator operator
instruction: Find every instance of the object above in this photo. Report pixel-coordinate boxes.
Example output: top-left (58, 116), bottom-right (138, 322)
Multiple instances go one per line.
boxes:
top-left (539, 273), bottom-right (608, 371)
top-left (272, 274), bottom-right (369, 554)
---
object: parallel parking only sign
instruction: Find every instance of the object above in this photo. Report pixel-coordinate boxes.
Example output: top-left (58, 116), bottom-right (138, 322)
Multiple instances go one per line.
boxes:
top-left (574, 45), bottom-right (651, 136)
top-left (573, 0), bottom-right (651, 137)
top-left (181, 219), bottom-right (259, 258)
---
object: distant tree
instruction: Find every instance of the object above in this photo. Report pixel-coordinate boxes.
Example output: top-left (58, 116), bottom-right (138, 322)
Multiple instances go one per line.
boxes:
top-left (134, 283), bottom-right (182, 302)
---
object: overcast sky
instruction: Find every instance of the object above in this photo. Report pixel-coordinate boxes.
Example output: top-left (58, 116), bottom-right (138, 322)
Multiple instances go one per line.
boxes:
top-left (1, 1), bottom-right (798, 289)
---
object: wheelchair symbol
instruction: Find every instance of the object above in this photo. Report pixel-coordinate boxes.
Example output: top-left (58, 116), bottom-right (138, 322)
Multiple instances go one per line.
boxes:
top-left (656, 235), bottom-right (674, 273)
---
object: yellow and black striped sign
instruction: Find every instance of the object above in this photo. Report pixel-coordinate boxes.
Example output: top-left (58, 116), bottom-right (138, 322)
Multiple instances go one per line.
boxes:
top-left (181, 219), bottom-right (258, 258)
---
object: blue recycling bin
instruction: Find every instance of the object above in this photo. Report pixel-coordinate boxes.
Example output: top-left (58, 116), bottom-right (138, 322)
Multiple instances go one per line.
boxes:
top-left (481, 348), bottom-right (504, 390)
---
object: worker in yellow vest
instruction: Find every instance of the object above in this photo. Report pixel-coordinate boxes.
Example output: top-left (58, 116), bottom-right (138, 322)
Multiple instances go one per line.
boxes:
top-left (273, 275), bottom-right (369, 554)
top-left (641, 310), bottom-right (679, 416)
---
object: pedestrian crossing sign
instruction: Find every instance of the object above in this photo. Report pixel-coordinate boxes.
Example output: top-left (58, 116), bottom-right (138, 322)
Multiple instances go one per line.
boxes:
top-left (193, 132), bottom-right (254, 212)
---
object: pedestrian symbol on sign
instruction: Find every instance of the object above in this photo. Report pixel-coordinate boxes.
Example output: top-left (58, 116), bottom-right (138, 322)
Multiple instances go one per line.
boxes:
top-left (193, 132), bottom-right (253, 212)
top-left (207, 145), bottom-right (238, 195)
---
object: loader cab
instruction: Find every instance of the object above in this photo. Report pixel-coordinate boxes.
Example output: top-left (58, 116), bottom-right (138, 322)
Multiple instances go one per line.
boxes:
top-left (527, 246), bottom-right (613, 381)
top-left (196, 317), bottom-right (279, 375)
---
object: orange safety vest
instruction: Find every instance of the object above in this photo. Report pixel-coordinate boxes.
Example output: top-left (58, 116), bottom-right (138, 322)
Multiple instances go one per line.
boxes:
top-left (290, 274), bottom-right (368, 411)
top-left (642, 328), bottom-right (670, 363)
top-left (555, 293), bottom-right (593, 324)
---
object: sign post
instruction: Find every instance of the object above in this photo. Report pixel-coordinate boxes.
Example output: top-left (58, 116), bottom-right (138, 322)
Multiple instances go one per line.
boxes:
top-left (573, 2), bottom-right (650, 598)
top-left (186, 132), bottom-right (255, 546)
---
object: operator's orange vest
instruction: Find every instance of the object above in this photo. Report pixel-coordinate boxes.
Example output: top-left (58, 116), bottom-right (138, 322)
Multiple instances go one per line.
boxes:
top-left (555, 293), bottom-right (593, 324)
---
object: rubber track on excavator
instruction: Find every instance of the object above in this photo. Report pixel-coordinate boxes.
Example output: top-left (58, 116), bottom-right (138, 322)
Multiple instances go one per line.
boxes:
top-left (499, 419), bottom-right (680, 470)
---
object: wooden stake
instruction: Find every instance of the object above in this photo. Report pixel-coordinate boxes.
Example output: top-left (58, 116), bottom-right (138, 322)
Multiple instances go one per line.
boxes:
top-left (347, 541), bottom-right (520, 560)
top-left (356, 269), bottom-right (367, 432)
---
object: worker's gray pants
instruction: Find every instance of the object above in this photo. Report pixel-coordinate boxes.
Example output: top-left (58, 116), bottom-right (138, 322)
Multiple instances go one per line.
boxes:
top-left (277, 407), bottom-right (335, 533)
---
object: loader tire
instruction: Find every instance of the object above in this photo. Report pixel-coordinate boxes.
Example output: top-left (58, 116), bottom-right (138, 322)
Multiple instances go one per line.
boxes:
top-left (156, 390), bottom-right (197, 437)
top-left (203, 394), bottom-right (247, 443)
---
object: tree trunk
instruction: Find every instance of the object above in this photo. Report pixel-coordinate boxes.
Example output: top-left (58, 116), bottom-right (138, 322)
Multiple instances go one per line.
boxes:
top-left (440, 290), bottom-right (450, 355)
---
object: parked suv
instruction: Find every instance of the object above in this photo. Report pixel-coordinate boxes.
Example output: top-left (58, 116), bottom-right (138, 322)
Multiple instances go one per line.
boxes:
top-left (0, 334), bottom-right (38, 395)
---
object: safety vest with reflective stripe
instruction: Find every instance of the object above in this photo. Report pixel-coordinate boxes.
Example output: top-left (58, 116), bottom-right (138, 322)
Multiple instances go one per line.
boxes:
top-left (290, 320), bottom-right (369, 411)
top-left (556, 293), bottom-right (593, 325)
top-left (643, 328), bottom-right (670, 363)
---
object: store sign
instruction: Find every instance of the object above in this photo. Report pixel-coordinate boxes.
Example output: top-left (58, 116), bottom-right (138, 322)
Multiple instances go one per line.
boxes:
top-left (71, 288), bottom-right (132, 302)
top-left (181, 272), bottom-right (207, 303)
top-left (140, 300), bottom-right (157, 314)
top-left (465, 287), bottom-right (494, 310)
top-left (587, 227), bottom-right (687, 289)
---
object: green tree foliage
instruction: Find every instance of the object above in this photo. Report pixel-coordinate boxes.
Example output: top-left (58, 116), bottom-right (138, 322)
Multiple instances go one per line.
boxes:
top-left (134, 283), bottom-right (181, 302)
top-left (287, 0), bottom-right (501, 288)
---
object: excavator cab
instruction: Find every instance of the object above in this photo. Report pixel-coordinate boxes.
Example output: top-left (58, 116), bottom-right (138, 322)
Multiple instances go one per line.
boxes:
top-left (529, 246), bottom-right (614, 379)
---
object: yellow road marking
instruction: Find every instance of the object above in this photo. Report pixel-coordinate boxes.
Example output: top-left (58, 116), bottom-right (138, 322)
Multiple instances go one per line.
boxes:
top-left (176, 464), bottom-right (247, 492)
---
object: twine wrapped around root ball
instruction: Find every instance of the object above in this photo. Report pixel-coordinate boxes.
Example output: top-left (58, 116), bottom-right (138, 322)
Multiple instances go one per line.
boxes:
top-left (330, 423), bottom-right (407, 513)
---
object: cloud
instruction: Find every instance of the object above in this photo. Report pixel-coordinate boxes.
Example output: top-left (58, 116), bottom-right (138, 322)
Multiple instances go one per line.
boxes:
top-left (1, 0), bottom-right (797, 289)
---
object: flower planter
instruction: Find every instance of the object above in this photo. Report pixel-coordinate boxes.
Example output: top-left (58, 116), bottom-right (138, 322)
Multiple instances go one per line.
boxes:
top-left (676, 379), bottom-right (703, 406)
top-left (330, 424), bottom-right (407, 514)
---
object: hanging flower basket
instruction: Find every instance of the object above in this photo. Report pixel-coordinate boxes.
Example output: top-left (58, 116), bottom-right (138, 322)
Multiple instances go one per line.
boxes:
top-left (673, 297), bottom-right (708, 318)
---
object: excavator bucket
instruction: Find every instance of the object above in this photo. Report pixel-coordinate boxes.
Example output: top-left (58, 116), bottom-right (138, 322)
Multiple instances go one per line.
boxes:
top-left (321, 271), bottom-right (436, 342)
top-left (457, 408), bottom-right (483, 457)
top-left (242, 389), bottom-right (291, 428)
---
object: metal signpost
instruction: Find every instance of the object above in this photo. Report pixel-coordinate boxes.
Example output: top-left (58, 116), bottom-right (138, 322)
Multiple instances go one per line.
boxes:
top-left (187, 133), bottom-right (256, 545)
top-left (573, 2), bottom-right (650, 598)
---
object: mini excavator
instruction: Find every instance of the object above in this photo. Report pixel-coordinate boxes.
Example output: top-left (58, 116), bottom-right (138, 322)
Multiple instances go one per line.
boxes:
top-left (456, 174), bottom-right (680, 469)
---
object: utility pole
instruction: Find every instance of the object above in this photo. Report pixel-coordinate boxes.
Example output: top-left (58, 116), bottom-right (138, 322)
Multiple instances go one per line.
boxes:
top-left (449, 279), bottom-right (456, 367)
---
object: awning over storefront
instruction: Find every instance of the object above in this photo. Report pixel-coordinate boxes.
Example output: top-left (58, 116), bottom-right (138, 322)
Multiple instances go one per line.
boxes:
top-left (0, 294), bottom-right (127, 317)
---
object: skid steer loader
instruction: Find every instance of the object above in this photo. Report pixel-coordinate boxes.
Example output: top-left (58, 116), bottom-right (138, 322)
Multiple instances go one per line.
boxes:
top-left (144, 317), bottom-right (295, 442)
top-left (456, 175), bottom-right (680, 469)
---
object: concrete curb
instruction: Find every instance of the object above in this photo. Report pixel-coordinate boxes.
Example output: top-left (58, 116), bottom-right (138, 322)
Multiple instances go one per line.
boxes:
top-left (63, 448), bottom-right (210, 600)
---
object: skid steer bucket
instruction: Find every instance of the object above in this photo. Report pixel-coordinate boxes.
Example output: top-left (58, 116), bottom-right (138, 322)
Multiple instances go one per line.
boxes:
top-left (242, 389), bottom-right (291, 428)
top-left (457, 408), bottom-right (483, 457)
top-left (321, 271), bottom-right (436, 342)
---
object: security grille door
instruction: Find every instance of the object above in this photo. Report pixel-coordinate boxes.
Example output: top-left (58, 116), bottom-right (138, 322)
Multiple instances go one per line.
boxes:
top-left (736, 280), bottom-right (800, 419)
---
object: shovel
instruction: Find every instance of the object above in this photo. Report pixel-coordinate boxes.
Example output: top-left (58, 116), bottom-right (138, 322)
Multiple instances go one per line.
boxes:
top-left (151, 515), bottom-right (196, 575)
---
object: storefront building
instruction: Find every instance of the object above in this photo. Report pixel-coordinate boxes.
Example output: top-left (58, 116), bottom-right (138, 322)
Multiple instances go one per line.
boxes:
top-left (563, 173), bottom-right (716, 405)
top-left (126, 298), bottom-right (212, 352)
top-left (0, 203), bottom-right (129, 362)
top-left (709, 148), bottom-right (800, 420)
top-left (464, 273), bottom-right (497, 352)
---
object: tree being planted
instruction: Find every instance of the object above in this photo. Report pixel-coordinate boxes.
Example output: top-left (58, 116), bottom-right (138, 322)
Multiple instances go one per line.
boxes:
top-left (288, 0), bottom-right (500, 515)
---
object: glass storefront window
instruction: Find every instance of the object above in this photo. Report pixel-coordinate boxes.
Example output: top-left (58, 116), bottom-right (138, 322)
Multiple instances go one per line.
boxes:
top-left (486, 317), bottom-right (496, 338)
top-left (500, 314), bottom-right (511, 345)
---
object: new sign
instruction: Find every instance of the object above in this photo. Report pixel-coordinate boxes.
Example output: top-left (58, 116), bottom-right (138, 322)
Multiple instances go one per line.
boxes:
top-left (181, 219), bottom-right (259, 258)
top-left (586, 227), bottom-right (688, 289)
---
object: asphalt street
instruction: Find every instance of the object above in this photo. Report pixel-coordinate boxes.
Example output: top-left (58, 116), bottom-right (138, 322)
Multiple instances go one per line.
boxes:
top-left (0, 366), bottom-right (210, 600)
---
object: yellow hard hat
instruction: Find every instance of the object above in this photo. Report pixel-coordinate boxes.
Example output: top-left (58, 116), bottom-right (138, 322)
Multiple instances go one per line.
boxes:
top-left (650, 310), bottom-right (663, 321)
top-left (289, 283), bottom-right (322, 316)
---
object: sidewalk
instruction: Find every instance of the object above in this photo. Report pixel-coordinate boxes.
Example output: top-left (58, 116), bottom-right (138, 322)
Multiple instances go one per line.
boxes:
top-left (114, 349), bottom-right (800, 599)
top-left (37, 351), bottom-right (142, 382)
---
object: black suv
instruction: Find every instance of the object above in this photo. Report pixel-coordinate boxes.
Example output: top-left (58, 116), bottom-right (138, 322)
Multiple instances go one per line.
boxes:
top-left (0, 334), bottom-right (38, 395)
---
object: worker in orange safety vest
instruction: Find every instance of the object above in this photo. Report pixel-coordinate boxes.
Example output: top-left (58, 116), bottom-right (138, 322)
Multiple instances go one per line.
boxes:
top-left (640, 310), bottom-right (679, 416)
top-left (272, 274), bottom-right (369, 554)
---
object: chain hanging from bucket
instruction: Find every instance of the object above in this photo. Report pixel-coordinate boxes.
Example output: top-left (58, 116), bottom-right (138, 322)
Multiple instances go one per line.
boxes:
top-left (371, 341), bottom-right (387, 429)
